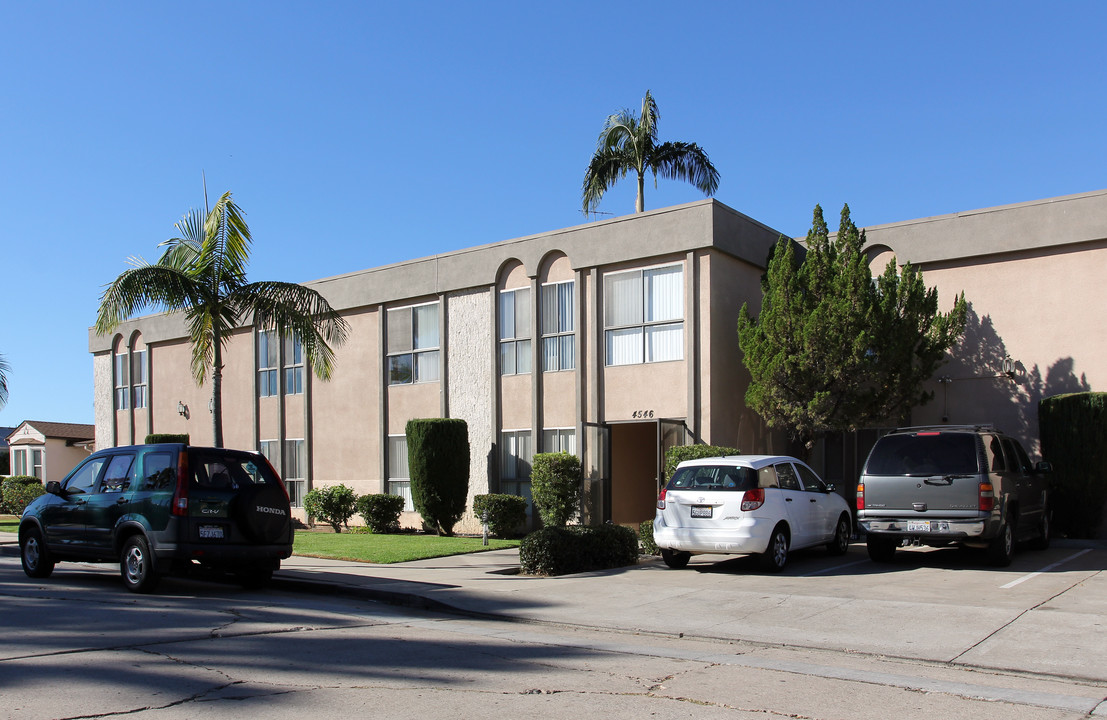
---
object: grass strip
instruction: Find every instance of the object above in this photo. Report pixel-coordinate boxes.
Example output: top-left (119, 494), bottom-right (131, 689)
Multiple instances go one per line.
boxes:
top-left (294, 530), bottom-right (519, 564)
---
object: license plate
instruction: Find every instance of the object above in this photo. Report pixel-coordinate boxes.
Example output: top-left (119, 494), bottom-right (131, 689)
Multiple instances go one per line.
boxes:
top-left (199, 525), bottom-right (224, 539)
top-left (906, 521), bottom-right (930, 532)
top-left (691, 506), bottom-right (712, 518)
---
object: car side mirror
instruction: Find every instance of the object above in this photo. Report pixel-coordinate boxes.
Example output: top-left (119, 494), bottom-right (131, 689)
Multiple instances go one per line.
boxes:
top-left (825, 483), bottom-right (837, 493)
top-left (46, 481), bottom-right (64, 496)
top-left (1035, 461), bottom-right (1052, 473)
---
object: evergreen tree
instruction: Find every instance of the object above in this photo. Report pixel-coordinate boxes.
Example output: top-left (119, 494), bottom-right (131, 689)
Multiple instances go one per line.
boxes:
top-left (737, 204), bottom-right (966, 451)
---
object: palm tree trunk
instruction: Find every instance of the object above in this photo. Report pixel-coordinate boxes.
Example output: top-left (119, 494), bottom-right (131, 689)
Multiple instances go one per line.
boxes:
top-left (211, 328), bottom-right (224, 448)
top-left (636, 172), bottom-right (645, 213)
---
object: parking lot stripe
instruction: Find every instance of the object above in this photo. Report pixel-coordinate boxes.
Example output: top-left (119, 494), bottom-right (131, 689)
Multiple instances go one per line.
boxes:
top-left (1000, 549), bottom-right (1092, 589)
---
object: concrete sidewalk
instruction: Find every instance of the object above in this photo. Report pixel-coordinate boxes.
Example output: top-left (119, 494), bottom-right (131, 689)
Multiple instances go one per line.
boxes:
top-left (4, 530), bottom-right (1106, 684)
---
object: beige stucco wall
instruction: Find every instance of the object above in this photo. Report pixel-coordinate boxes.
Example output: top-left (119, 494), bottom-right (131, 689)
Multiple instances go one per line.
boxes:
top-left (150, 338), bottom-right (211, 445)
top-left (93, 353), bottom-right (113, 449)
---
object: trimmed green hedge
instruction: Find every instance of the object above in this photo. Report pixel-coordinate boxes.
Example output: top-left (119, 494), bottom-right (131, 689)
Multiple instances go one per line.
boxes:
top-left (407, 418), bottom-right (470, 536)
top-left (145, 434), bottom-right (190, 444)
top-left (1039, 392), bottom-right (1107, 538)
top-left (1, 476), bottom-right (45, 515)
top-left (473, 493), bottom-right (527, 538)
top-left (663, 444), bottom-right (742, 482)
top-left (303, 484), bottom-right (358, 532)
top-left (638, 519), bottom-right (659, 555)
top-left (357, 493), bottom-right (405, 533)
top-left (519, 524), bottom-right (639, 576)
top-left (531, 452), bottom-right (581, 527)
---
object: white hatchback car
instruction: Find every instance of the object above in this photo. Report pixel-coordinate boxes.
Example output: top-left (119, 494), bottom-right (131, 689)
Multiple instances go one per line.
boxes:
top-left (653, 455), bottom-right (852, 571)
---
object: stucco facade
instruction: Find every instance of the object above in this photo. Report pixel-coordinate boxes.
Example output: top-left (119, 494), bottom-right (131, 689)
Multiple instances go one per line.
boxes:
top-left (87, 191), bottom-right (1107, 528)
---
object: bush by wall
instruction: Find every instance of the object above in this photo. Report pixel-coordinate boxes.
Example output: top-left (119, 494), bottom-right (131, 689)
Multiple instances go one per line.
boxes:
top-left (356, 493), bottom-right (405, 533)
top-left (303, 484), bottom-right (358, 532)
top-left (531, 452), bottom-right (581, 527)
top-left (638, 519), bottom-right (658, 555)
top-left (145, 434), bottom-right (190, 444)
top-left (472, 493), bottom-right (527, 538)
top-left (519, 524), bottom-right (639, 576)
top-left (407, 418), bottom-right (470, 536)
top-left (663, 444), bottom-right (742, 483)
top-left (1, 476), bottom-right (45, 515)
top-left (1039, 393), bottom-right (1107, 538)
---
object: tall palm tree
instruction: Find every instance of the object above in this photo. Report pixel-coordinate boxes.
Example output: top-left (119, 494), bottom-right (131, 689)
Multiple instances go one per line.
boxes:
top-left (95, 191), bottom-right (349, 447)
top-left (582, 89), bottom-right (720, 214)
top-left (0, 353), bottom-right (9, 409)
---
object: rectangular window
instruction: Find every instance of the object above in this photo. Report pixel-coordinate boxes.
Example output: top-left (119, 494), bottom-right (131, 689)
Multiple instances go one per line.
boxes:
top-left (387, 303), bottom-right (440, 385)
top-left (541, 281), bottom-right (575, 372)
top-left (387, 435), bottom-right (414, 512)
top-left (283, 439), bottom-right (306, 508)
top-left (499, 288), bottom-right (532, 375)
top-left (541, 428), bottom-right (577, 455)
top-left (501, 429), bottom-right (533, 500)
top-left (114, 352), bottom-right (130, 410)
top-left (260, 440), bottom-right (279, 468)
top-left (283, 333), bottom-right (304, 395)
top-left (32, 449), bottom-right (43, 480)
top-left (258, 330), bottom-right (279, 397)
top-left (13, 449), bottom-right (27, 476)
top-left (604, 265), bottom-right (684, 366)
top-left (131, 349), bottom-right (148, 409)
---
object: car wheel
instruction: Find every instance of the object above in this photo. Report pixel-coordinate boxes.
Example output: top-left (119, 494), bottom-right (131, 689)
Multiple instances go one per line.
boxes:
top-left (120, 535), bottom-right (160, 593)
top-left (866, 535), bottom-right (896, 563)
top-left (20, 527), bottom-right (55, 579)
top-left (1028, 506), bottom-right (1051, 551)
top-left (987, 518), bottom-right (1015, 567)
top-left (660, 549), bottom-right (691, 569)
top-left (827, 514), bottom-right (851, 556)
top-left (759, 525), bottom-right (789, 572)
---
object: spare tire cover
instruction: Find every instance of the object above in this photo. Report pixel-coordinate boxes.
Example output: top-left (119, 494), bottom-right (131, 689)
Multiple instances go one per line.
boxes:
top-left (235, 484), bottom-right (291, 544)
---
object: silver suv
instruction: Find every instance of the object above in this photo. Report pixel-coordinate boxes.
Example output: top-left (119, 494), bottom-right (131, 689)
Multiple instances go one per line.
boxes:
top-left (856, 425), bottom-right (1051, 566)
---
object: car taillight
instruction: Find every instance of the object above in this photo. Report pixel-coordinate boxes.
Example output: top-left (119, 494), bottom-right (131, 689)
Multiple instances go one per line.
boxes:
top-left (171, 450), bottom-right (190, 516)
top-left (740, 487), bottom-right (765, 511)
top-left (979, 482), bottom-right (994, 512)
top-left (856, 482), bottom-right (865, 510)
top-left (656, 488), bottom-right (667, 510)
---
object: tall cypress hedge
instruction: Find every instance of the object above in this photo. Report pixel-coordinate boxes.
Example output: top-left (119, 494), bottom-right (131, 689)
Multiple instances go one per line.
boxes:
top-left (1039, 392), bottom-right (1107, 538)
top-left (406, 418), bottom-right (470, 536)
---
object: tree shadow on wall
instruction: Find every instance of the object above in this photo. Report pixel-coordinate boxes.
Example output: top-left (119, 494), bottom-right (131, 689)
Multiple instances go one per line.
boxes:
top-left (939, 303), bottom-right (1089, 449)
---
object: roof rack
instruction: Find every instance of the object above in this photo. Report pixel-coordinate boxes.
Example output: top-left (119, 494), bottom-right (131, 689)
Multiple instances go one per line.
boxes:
top-left (891, 423), bottom-right (998, 433)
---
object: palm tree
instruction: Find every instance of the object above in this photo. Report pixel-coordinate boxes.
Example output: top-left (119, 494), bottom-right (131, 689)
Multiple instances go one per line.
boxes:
top-left (0, 353), bottom-right (9, 409)
top-left (95, 191), bottom-right (349, 447)
top-left (582, 89), bottom-right (720, 215)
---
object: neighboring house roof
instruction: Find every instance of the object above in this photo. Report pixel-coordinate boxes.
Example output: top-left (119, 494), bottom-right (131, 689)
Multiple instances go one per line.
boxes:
top-left (6, 421), bottom-right (96, 445)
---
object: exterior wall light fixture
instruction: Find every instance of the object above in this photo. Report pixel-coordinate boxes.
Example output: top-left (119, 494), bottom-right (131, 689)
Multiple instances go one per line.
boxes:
top-left (177, 401), bottom-right (188, 417)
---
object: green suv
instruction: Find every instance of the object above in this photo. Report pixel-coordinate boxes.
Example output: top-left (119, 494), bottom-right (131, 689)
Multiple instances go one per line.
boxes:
top-left (19, 443), bottom-right (293, 593)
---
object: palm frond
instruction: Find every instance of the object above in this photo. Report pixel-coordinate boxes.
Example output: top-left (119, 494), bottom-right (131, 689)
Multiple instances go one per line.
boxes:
top-left (94, 264), bottom-right (203, 335)
top-left (582, 145), bottom-right (634, 213)
top-left (650, 141), bottom-right (720, 196)
top-left (0, 353), bottom-right (10, 409)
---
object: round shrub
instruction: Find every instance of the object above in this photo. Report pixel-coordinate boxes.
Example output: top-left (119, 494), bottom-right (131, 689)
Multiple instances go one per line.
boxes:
top-left (303, 484), bottom-right (358, 532)
top-left (531, 452), bottom-right (581, 527)
top-left (357, 493), bottom-right (405, 533)
top-left (2, 476), bottom-right (45, 515)
top-left (519, 524), bottom-right (639, 576)
top-left (473, 493), bottom-right (527, 538)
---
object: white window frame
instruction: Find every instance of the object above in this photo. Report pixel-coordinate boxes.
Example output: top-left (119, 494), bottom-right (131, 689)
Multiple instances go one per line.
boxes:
top-left (32, 449), bottom-right (43, 479)
top-left (387, 302), bottom-right (440, 385)
top-left (258, 330), bottom-right (279, 397)
top-left (114, 351), bottom-right (130, 410)
top-left (131, 349), bottom-right (148, 409)
top-left (540, 280), bottom-right (575, 372)
top-left (499, 287), bottom-right (532, 376)
top-left (13, 448), bottom-right (27, 476)
top-left (604, 263), bottom-right (684, 366)
top-left (387, 434), bottom-right (414, 512)
top-left (283, 333), bottom-right (304, 395)
top-left (283, 438), bottom-right (306, 508)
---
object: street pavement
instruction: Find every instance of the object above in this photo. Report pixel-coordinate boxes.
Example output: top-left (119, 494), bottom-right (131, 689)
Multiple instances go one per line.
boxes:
top-left (3, 531), bottom-right (1105, 693)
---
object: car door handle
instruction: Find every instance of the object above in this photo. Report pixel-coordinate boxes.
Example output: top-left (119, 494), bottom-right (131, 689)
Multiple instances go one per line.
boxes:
top-left (785, 497), bottom-right (793, 502)
top-left (116, 496), bottom-right (128, 505)
top-left (809, 498), bottom-right (817, 503)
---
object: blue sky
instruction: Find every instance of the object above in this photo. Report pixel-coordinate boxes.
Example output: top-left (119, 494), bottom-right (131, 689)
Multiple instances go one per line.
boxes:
top-left (2, 1), bottom-right (1105, 427)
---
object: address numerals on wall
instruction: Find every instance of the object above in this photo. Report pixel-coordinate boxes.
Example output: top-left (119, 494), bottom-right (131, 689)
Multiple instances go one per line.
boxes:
top-left (631, 410), bottom-right (655, 419)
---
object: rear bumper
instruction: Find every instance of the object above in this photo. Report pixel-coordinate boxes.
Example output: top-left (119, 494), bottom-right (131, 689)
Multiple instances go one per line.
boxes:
top-left (858, 518), bottom-right (988, 541)
top-left (653, 517), bottom-right (773, 555)
top-left (155, 542), bottom-right (293, 565)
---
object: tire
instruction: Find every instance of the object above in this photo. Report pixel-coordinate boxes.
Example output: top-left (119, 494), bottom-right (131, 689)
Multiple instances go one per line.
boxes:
top-left (120, 535), bottom-right (160, 593)
top-left (660, 549), bottom-right (691, 569)
top-left (827, 514), bottom-right (851, 556)
top-left (21, 527), bottom-right (55, 579)
top-left (866, 535), bottom-right (897, 563)
top-left (759, 525), bottom-right (789, 572)
top-left (235, 484), bottom-right (292, 544)
top-left (1028, 506), bottom-right (1051, 551)
top-left (987, 518), bottom-right (1015, 567)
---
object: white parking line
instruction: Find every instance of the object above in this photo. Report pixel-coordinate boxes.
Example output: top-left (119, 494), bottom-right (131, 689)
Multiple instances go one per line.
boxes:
top-left (1000, 549), bottom-right (1092, 589)
top-left (799, 559), bottom-right (870, 577)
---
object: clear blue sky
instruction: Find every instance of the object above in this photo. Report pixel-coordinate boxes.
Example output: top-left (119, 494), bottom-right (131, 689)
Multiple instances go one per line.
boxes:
top-left (2, 1), bottom-right (1105, 427)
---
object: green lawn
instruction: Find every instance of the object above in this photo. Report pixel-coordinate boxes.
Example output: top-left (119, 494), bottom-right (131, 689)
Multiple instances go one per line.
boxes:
top-left (294, 531), bottom-right (519, 564)
top-left (0, 516), bottom-right (18, 533)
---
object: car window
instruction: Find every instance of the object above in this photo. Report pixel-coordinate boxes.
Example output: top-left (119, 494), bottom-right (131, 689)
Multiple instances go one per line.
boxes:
top-left (865, 433), bottom-right (980, 476)
top-left (666, 465), bottom-right (757, 492)
top-left (65, 457), bottom-right (108, 494)
top-left (100, 454), bottom-right (135, 493)
top-left (190, 449), bottom-right (278, 490)
top-left (986, 435), bottom-right (1006, 472)
top-left (796, 464), bottom-right (826, 492)
top-left (141, 452), bottom-right (176, 490)
top-left (1002, 437), bottom-right (1032, 475)
top-left (775, 463), bottom-right (801, 491)
top-left (757, 466), bottom-right (778, 488)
